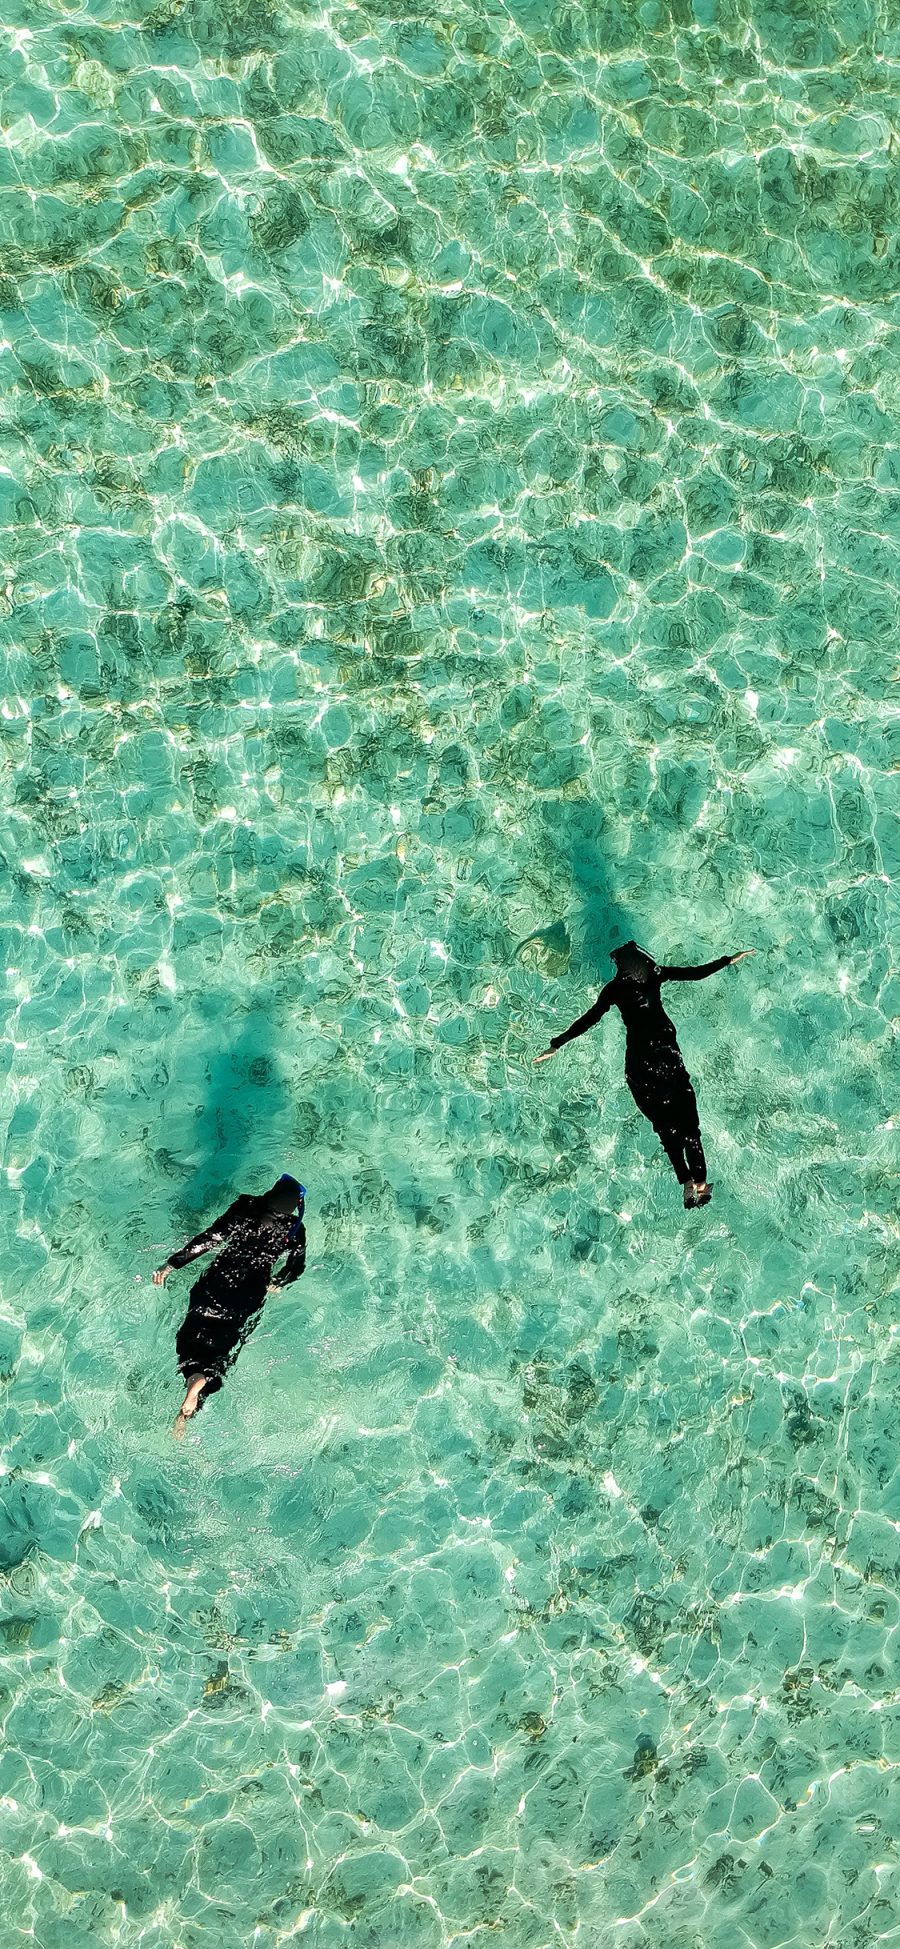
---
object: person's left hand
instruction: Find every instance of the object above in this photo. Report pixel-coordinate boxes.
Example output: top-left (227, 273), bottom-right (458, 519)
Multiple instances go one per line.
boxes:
top-left (532, 1049), bottom-right (555, 1065)
top-left (152, 1265), bottom-right (171, 1286)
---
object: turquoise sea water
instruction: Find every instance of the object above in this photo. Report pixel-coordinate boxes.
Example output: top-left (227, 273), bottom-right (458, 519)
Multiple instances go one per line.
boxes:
top-left (1, 0), bottom-right (899, 1942)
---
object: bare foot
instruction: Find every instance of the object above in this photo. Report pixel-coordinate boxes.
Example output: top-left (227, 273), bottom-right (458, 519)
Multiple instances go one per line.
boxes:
top-left (180, 1373), bottom-right (208, 1419)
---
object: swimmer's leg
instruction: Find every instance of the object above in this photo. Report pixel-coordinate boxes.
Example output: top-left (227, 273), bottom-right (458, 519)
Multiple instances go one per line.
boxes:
top-left (181, 1372), bottom-right (208, 1417)
top-left (657, 1122), bottom-right (691, 1185)
top-left (173, 1372), bottom-right (209, 1435)
top-left (682, 1120), bottom-right (711, 1208)
top-left (629, 1075), bottom-right (690, 1186)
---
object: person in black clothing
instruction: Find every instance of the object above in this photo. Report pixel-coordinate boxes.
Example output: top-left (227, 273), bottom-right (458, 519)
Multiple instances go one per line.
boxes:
top-left (153, 1174), bottom-right (306, 1433)
top-left (534, 941), bottom-right (753, 1208)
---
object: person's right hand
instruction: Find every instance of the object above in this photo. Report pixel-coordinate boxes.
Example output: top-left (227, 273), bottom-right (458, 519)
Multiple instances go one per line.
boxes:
top-left (152, 1265), bottom-right (171, 1286)
top-left (532, 1049), bottom-right (555, 1065)
top-left (730, 951), bottom-right (755, 963)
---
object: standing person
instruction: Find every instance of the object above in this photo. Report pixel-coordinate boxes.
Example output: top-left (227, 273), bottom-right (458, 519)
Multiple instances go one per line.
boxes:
top-left (153, 1174), bottom-right (306, 1434)
top-left (534, 942), bottom-right (753, 1207)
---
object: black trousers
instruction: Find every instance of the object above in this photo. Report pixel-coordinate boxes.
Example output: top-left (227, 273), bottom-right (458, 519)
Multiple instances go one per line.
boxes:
top-left (627, 1067), bottom-right (707, 1185)
top-left (176, 1294), bottom-right (265, 1406)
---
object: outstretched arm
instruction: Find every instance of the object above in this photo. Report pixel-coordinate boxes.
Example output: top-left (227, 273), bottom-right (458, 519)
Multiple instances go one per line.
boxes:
top-left (534, 981), bottom-right (618, 1062)
top-left (661, 952), bottom-right (752, 982)
top-left (153, 1196), bottom-right (251, 1284)
top-left (270, 1220), bottom-right (306, 1291)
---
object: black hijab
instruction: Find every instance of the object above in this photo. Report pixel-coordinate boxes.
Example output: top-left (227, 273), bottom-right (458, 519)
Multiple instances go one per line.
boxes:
top-left (610, 941), bottom-right (658, 983)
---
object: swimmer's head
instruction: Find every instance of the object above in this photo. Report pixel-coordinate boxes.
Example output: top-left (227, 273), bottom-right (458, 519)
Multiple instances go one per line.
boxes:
top-left (261, 1174), bottom-right (305, 1219)
top-left (611, 941), bottom-right (657, 983)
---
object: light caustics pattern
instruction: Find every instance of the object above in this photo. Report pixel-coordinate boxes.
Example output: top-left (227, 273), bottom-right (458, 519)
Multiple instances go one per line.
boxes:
top-left (0, 0), bottom-right (898, 1943)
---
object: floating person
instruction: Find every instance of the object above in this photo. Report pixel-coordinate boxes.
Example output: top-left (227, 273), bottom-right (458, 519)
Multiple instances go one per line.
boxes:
top-left (533, 942), bottom-right (753, 1208)
top-left (153, 1175), bottom-right (306, 1434)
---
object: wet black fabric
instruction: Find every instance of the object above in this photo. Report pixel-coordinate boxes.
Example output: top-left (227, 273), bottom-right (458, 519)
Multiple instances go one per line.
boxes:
top-left (170, 1194), bottom-right (306, 1402)
top-left (548, 955), bottom-right (733, 1184)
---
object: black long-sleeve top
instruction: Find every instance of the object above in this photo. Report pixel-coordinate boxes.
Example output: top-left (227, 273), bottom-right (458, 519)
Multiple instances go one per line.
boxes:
top-left (549, 956), bottom-right (734, 1071)
top-left (170, 1194), bottom-right (306, 1302)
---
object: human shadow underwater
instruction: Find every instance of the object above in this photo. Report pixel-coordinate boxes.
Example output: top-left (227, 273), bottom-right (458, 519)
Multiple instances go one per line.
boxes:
top-left (153, 1174), bottom-right (307, 1436)
top-left (534, 941), bottom-right (754, 1208)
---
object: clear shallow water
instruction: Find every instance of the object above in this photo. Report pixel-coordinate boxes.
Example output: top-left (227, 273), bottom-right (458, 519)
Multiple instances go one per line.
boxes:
top-left (1, 0), bottom-right (899, 1941)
